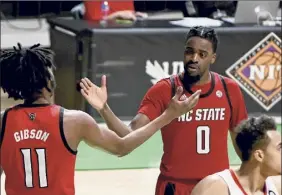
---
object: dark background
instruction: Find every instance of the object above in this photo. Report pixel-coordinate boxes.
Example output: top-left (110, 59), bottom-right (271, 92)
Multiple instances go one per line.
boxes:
top-left (48, 18), bottom-right (281, 120)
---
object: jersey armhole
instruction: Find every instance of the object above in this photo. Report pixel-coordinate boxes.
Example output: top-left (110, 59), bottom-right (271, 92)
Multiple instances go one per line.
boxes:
top-left (215, 171), bottom-right (234, 195)
top-left (59, 107), bottom-right (77, 155)
top-left (219, 76), bottom-right (233, 129)
top-left (0, 108), bottom-right (12, 148)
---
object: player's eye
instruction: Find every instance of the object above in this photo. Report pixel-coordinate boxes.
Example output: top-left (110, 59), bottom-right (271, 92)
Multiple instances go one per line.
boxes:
top-left (185, 48), bottom-right (194, 54)
top-left (199, 52), bottom-right (207, 58)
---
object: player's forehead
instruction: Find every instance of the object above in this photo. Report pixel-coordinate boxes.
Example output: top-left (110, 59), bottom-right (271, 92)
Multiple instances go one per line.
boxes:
top-left (185, 36), bottom-right (213, 52)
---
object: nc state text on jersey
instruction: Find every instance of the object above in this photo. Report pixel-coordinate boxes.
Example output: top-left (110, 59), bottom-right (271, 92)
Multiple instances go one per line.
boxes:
top-left (14, 129), bottom-right (50, 142)
top-left (178, 108), bottom-right (226, 122)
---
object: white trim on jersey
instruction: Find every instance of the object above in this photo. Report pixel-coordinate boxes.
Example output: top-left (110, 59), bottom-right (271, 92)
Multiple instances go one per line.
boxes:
top-left (216, 169), bottom-right (245, 195)
top-left (265, 177), bottom-right (279, 195)
top-left (215, 169), bottom-right (279, 195)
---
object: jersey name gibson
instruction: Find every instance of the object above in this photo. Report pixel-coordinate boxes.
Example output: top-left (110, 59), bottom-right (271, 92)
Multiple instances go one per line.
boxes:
top-left (14, 129), bottom-right (50, 142)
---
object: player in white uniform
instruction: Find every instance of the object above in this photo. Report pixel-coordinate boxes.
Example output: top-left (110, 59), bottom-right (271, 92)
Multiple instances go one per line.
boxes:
top-left (214, 170), bottom-right (280, 195)
top-left (191, 115), bottom-right (281, 195)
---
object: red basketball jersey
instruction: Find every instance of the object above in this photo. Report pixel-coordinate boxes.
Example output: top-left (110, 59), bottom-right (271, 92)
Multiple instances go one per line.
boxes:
top-left (0, 104), bottom-right (76, 195)
top-left (138, 72), bottom-right (247, 180)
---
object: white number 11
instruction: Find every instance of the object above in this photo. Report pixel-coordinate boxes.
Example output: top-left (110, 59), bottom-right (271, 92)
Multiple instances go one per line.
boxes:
top-left (20, 148), bottom-right (48, 188)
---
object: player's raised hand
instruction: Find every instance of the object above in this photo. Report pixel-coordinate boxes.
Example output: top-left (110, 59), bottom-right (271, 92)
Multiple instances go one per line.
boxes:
top-left (80, 75), bottom-right (107, 111)
top-left (165, 86), bottom-right (201, 119)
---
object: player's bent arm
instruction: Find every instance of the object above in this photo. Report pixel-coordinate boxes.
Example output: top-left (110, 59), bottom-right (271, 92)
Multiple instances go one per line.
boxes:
top-left (98, 105), bottom-right (151, 137)
top-left (78, 111), bottom-right (172, 156)
top-left (99, 106), bottom-right (151, 136)
top-left (129, 113), bottom-right (150, 130)
top-left (99, 107), bottom-right (154, 136)
top-left (98, 104), bottom-right (138, 137)
top-left (130, 80), bottom-right (171, 130)
top-left (99, 80), bottom-right (168, 136)
top-left (191, 175), bottom-right (229, 195)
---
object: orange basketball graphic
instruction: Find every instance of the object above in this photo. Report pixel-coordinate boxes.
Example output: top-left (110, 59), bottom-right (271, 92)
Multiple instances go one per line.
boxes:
top-left (253, 51), bottom-right (281, 91)
top-left (226, 32), bottom-right (281, 111)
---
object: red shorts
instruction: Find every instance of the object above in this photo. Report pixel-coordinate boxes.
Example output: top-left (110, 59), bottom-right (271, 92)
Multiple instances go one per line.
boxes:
top-left (155, 174), bottom-right (201, 195)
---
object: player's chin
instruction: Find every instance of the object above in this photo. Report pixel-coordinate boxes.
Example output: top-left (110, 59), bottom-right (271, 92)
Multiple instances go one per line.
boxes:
top-left (271, 168), bottom-right (281, 176)
top-left (264, 164), bottom-right (281, 176)
top-left (277, 168), bottom-right (282, 175)
top-left (186, 70), bottom-right (200, 77)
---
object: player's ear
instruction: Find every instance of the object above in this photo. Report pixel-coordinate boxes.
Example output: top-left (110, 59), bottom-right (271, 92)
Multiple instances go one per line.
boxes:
top-left (253, 149), bottom-right (264, 162)
top-left (211, 53), bottom-right (216, 64)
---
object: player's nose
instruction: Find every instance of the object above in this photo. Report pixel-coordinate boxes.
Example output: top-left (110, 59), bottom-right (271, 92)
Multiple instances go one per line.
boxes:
top-left (192, 53), bottom-right (199, 61)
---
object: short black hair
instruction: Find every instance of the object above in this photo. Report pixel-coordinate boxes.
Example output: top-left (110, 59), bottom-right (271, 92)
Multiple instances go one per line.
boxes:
top-left (235, 115), bottom-right (277, 161)
top-left (185, 26), bottom-right (219, 53)
top-left (0, 43), bottom-right (56, 101)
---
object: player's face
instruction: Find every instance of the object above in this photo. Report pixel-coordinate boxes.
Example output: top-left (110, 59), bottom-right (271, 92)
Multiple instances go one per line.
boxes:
top-left (260, 131), bottom-right (281, 176)
top-left (184, 37), bottom-right (216, 78)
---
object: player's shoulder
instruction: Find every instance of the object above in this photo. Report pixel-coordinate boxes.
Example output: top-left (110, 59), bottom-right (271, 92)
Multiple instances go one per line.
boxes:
top-left (146, 76), bottom-right (173, 94)
top-left (215, 73), bottom-right (241, 91)
top-left (0, 106), bottom-right (16, 128)
top-left (153, 77), bottom-right (171, 88)
top-left (63, 108), bottom-right (90, 120)
top-left (197, 174), bottom-right (227, 187)
top-left (191, 174), bottom-right (228, 195)
top-left (62, 108), bottom-right (96, 127)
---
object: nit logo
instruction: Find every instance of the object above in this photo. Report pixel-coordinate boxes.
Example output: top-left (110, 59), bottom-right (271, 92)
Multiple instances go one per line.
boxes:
top-left (226, 32), bottom-right (281, 111)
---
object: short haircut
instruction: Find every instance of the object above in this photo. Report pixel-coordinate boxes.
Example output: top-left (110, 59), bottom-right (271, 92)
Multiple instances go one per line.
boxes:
top-left (0, 43), bottom-right (56, 101)
top-left (235, 115), bottom-right (277, 161)
top-left (185, 26), bottom-right (219, 53)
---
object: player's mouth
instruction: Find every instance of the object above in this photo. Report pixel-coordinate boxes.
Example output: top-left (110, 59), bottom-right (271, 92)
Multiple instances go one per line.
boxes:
top-left (187, 64), bottom-right (199, 72)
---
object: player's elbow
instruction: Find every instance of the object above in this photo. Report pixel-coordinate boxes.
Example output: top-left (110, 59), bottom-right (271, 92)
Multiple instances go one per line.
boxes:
top-left (113, 141), bottom-right (133, 157)
top-left (117, 147), bottom-right (133, 157)
top-left (116, 151), bottom-right (130, 157)
top-left (114, 150), bottom-right (132, 158)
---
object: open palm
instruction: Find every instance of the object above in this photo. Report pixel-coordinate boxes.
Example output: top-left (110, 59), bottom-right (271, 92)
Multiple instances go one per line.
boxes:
top-left (80, 76), bottom-right (107, 111)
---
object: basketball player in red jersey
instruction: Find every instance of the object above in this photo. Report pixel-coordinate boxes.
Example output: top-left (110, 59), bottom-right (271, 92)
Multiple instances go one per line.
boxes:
top-left (0, 43), bottom-right (201, 195)
top-left (84, 26), bottom-right (249, 194)
top-left (191, 115), bottom-right (281, 195)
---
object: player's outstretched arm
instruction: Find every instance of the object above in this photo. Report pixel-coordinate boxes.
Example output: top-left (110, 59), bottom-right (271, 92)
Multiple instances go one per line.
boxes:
top-left (79, 81), bottom-right (200, 156)
top-left (80, 77), bottom-right (191, 138)
top-left (190, 175), bottom-right (229, 195)
top-left (78, 109), bottom-right (170, 156)
top-left (80, 76), bottom-right (133, 137)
